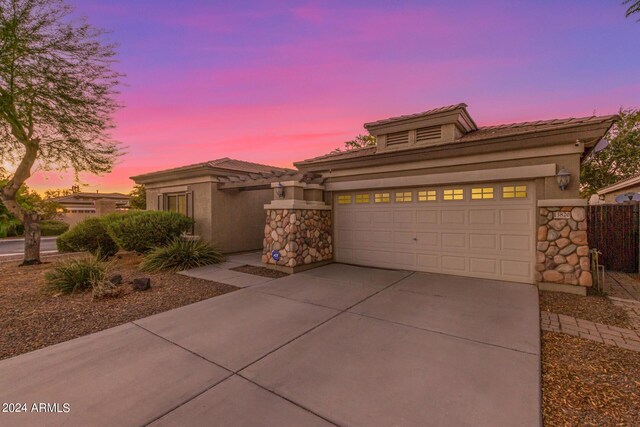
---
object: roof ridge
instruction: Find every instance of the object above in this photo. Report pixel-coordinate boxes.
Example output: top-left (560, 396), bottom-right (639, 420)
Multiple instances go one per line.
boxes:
top-left (208, 157), bottom-right (295, 172)
top-left (364, 103), bottom-right (468, 128)
top-left (477, 114), bottom-right (614, 130)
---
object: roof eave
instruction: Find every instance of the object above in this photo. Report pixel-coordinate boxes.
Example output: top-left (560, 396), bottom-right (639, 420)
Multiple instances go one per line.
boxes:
top-left (298, 119), bottom-right (616, 172)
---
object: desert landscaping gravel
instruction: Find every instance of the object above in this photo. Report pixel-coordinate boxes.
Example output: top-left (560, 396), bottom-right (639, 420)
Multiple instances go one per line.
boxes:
top-left (539, 290), bottom-right (631, 329)
top-left (231, 264), bottom-right (289, 278)
top-left (0, 253), bottom-right (237, 360)
top-left (542, 331), bottom-right (640, 426)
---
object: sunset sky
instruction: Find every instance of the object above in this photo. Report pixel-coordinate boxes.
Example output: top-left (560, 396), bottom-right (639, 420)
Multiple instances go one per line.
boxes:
top-left (23, 0), bottom-right (640, 194)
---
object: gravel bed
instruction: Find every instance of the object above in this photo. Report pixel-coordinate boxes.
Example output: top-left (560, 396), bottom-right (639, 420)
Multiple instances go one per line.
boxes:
top-left (0, 253), bottom-right (237, 360)
top-left (539, 290), bottom-right (631, 329)
top-left (231, 264), bottom-right (289, 278)
top-left (542, 331), bottom-right (640, 426)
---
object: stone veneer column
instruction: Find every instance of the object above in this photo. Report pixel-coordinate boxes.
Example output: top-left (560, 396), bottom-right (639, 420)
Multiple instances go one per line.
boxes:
top-left (262, 209), bottom-right (332, 269)
top-left (536, 204), bottom-right (592, 289)
top-left (262, 181), bottom-right (333, 273)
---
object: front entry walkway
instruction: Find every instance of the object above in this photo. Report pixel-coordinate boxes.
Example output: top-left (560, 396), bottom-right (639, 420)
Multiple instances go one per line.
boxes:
top-left (0, 264), bottom-right (541, 426)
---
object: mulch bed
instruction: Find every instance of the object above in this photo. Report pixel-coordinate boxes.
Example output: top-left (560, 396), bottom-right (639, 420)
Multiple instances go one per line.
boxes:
top-left (539, 290), bottom-right (631, 329)
top-left (542, 331), bottom-right (640, 426)
top-left (0, 253), bottom-right (237, 361)
top-left (231, 264), bottom-right (289, 278)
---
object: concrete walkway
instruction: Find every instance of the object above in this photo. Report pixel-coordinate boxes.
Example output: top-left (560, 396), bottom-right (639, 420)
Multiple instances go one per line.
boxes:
top-left (606, 271), bottom-right (640, 301)
top-left (178, 251), bottom-right (270, 287)
top-left (0, 264), bottom-right (541, 427)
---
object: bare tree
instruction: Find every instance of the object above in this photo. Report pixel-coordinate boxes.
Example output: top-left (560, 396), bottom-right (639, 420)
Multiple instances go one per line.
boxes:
top-left (0, 0), bottom-right (121, 264)
top-left (624, 0), bottom-right (640, 19)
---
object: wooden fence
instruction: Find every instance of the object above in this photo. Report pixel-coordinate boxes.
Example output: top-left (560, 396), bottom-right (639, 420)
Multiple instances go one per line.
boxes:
top-left (587, 204), bottom-right (639, 273)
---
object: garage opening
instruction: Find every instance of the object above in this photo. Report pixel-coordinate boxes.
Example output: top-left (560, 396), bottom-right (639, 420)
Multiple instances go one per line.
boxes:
top-left (334, 182), bottom-right (535, 284)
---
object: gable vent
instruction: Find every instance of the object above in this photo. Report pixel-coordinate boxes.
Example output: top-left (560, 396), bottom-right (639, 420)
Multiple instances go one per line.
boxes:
top-left (416, 126), bottom-right (441, 143)
top-left (386, 131), bottom-right (409, 146)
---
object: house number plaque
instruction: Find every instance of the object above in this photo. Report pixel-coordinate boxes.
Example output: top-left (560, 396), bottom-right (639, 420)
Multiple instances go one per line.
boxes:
top-left (552, 211), bottom-right (571, 219)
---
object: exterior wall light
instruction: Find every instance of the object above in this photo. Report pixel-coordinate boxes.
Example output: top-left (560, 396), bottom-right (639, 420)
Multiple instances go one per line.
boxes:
top-left (275, 182), bottom-right (285, 199)
top-left (556, 167), bottom-right (571, 191)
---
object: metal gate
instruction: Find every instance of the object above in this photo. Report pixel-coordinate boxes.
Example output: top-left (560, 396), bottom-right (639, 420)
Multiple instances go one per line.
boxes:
top-left (587, 205), bottom-right (639, 273)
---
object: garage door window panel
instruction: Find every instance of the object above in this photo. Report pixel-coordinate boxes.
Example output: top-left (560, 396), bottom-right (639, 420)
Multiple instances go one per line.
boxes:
top-left (471, 187), bottom-right (494, 200)
top-left (374, 193), bottom-right (390, 203)
top-left (355, 194), bottom-right (370, 204)
top-left (395, 191), bottom-right (413, 203)
top-left (503, 185), bottom-right (527, 199)
top-left (418, 190), bottom-right (437, 202)
top-left (338, 195), bottom-right (352, 204)
top-left (443, 188), bottom-right (464, 201)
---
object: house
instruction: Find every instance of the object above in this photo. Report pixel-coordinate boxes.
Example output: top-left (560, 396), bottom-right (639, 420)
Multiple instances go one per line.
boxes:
top-left (592, 174), bottom-right (640, 204)
top-left (51, 192), bottom-right (131, 213)
top-left (133, 104), bottom-right (617, 295)
top-left (51, 192), bottom-right (131, 226)
top-left (131, 158), bottom-right (296, 253)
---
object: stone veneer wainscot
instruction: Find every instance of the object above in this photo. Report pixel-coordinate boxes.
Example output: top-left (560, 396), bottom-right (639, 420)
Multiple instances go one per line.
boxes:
top-left (262, 209), bottom-right (333, 268)
top-left (536, 206), bottom-right (592, 287)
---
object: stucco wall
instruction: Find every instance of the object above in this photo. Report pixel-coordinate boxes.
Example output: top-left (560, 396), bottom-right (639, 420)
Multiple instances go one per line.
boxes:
top-left (602, 184), bottom-right (640, 204)
top-left (210, 187), bottom-right (273, 253)
top-left (323, 152), bottom-right (582, 199)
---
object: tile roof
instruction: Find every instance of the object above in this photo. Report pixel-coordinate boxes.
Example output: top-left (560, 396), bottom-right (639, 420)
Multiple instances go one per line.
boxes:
top-left (206, 158), bottom-right (294, 174)
top-left (363, 103), bottom-right (468, 129)
top-left (459, 115), bottom-right (617, 143)
top-left (597, 173), bottom-right (640, 194)
top-left (298, 114), bottom-right (617, 165)
top-left (49, 192), bottom-right (130, 203)
top-left (131, 158), bottom-right (295, 181)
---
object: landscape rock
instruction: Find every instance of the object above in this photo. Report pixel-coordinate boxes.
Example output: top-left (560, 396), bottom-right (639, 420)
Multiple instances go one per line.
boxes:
top-left (108, 274), bottom-right (123, 286)
top-left (132, 278), bottom-right (151, 291)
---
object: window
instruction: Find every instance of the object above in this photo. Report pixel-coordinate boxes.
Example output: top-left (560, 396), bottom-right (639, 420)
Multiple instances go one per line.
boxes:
top-left (337, 195), bottom-right (352, 204)
top-left (167, 194), bottom-right (187, 215)
top-left (395, 191), bottom-right (412, 202)
top-left (443, 188), bottom-right (464, 200)
top-left (471, 187), bottom-right (494, 200)
top-left (374, 193), bottom-right (390, 203)
top-left (355, 194), bottom-right (370, 204)
top-left (418, 190), bottom-right (437, 202)
top-left (503, 185), bottom-right (527, 198)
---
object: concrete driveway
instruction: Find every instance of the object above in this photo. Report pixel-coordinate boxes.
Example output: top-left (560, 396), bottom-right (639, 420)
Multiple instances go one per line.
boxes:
top-left (0, 264), bottom-right (540, 427)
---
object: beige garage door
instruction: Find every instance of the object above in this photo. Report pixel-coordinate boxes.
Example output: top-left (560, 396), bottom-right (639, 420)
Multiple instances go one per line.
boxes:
top-left (334, 182), bottom-right (535, 283)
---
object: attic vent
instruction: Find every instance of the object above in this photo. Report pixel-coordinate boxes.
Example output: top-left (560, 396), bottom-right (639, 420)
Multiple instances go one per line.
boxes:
top-left (386, 131), bottom-right (409, 146)
top-left (416, 126), bottom-right (441, 143)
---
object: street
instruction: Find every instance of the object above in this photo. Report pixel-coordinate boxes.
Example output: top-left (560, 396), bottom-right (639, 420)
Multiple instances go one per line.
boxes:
top-left (0, 237), bottom-right (58, 256)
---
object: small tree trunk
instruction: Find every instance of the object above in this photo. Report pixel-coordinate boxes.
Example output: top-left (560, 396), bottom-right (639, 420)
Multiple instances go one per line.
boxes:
top-left (21, 212), bottom-right (41, 265)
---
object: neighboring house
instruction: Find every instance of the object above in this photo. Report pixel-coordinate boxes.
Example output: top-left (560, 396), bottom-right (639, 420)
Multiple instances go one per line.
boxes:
top-left (592, 174), bottom-right (640, 204)
top-left (51, 192), bottom-right (131, 226)
top-left (133, 104), bottom-right (617, 295)
top-left (131, 158), bottom-right (295, 253)
top-left (51, 192), bottom-right (131, 213)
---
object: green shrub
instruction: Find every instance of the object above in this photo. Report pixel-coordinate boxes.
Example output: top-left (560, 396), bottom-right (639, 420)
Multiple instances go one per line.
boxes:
top-left (45, 255), bottom-right (107, 294)
top-left (56, 218), bottom-right (118, 258)
top-left (40, 220), bottom-right (69, 236)
top-left (105, 211), bottom-right (194, 253)
top-left (140, 238), bottom-right (224, 272)
top-left (0, 219), bottom-right (24, 237)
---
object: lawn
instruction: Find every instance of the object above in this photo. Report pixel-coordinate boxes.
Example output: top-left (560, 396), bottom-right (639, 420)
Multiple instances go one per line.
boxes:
top-left (540, 290), bottom-right (639, 425)
top-left (0, 252), bottom-right (237, 360)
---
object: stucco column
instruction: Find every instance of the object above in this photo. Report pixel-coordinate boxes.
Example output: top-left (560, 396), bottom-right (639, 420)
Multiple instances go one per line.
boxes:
top-left (262, 181), bottom-right (333, 273)
top-left (536, 199), bottom-right (591, 295)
